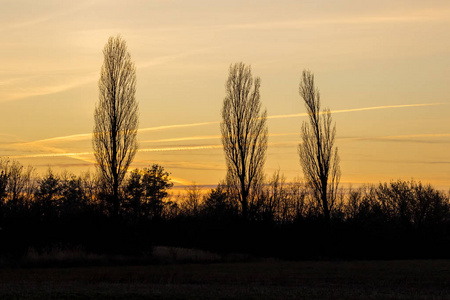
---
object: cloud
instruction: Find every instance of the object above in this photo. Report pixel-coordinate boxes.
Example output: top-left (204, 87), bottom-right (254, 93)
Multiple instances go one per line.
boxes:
top-left (23, 102), bottom-right (441, 146)
top-left (267, 103), bottom-right (443, 120)
top-left (343, 133), bottom-right (450, 144)
top-left (10, 151), bottom-right (93, 159)
top-left (139, 121), bottom-right (219, 133)
top-left (132, 160), bottom-right (225, 172)
top-left (6, 102), bottom-right (443, 162)
top-left (8, 144), bottom-right (223, 160)
top-left (2, 41), bottom-right (211, 102)
top-left (347, 158), bottom-right (450, 165)
top-left (139, 145), bottom-right (223, 152)
top-left (0, 1), bottom-right (97, 32)
top-left (2, 72), bottom-right (98, 102)
top-left (381, 133), bottom-right (450, 139)
top-left (24, 133), bottom-right (92, 145)
top-left (226, 10), bottom-right (450, 31)
top-left (141, 135), bottom-right (221, 144)
top-left (167, 176), bottom-right (193, 187)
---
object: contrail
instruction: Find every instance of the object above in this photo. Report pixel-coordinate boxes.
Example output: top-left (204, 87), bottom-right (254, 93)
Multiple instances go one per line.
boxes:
top-left (10, 151), bottom-right (93, 159)
top-left (139, 121), bottom-right (219, 133)
top-left (340, 133), bottom-right (450, 142)
top-left (381, 133), bottom-right (450, 139)
top-left (139, 145), bottom-right (223, 152)
top-left (168, 176), bottom-right (195, 186)
top-left (141, 135), bottom-right (221, 144)
top-left (25, 133), bottom-right (91, 144)
top-left (18, 102), bottom-right (443, 145)
top-left (267, 103), bottom-right (443, 120)
top-left (9, 145), bottom-right (224, 159)
top-left (21, 121), bottom-right (220, 145)
top-left (9, 131), bottom-right (448, 160)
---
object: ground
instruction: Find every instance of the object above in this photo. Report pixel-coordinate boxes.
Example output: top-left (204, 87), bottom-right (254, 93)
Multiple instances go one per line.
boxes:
top-left (1, 260), bottom-right (450, 299)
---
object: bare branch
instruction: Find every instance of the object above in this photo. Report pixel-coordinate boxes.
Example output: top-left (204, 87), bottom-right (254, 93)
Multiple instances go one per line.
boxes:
top-left (93, 35), bottom-right (139, 217)
top-left (298, 70), bottom-right (340, 223)
top-left (221, 62), bottom-right (268, 219)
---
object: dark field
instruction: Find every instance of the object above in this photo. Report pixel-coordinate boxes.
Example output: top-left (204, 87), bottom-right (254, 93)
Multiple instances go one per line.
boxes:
top-left (1, 260), bottom-right (450, 299)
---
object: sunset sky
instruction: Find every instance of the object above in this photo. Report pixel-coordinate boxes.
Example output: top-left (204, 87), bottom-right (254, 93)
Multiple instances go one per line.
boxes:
top-left (0, 0), bottom-right (449, 189)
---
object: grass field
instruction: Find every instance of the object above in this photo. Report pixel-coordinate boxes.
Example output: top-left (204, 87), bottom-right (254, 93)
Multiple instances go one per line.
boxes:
top-left (1, 259), bottom-right (450, 299)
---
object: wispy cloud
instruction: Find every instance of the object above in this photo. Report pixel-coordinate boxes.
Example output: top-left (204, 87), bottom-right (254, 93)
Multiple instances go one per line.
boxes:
top-left (268, 103), bottom-right (443, 120)
top-left (13, 102), bottom-right (442, 152)
top-left (227, 11), bottom-right (450, 31)
top-left (6, 102), bottom-right (444, 163)
top-left (8, 132), bottom-right (448, 170)
top-left (139, 121), bottom-right (219, 133)
top-left (2, 46), bottom-right (211, 102)
top-left (24, 133), bottom-right (92, 144)
top-left (343, 133), bottom-right (450, 144)
top-left (169, 176), bottom-right (195, 187)
top-left (0, 1), bottom-right (97, 32)
top-left (2, 71), bottom-right (98, 102)
top-left (10, 151), bottom-right (93, 159)
top-left (141, 135), bottom-right (221, 144)
top-left (348, 158), bottom-right (450, 165)
top-left (139, 145), bottom-right (223, 152)
top-left (381, 133), bottom-right (450, 139)
top-left (8, 145), bottom-right (222, 160)
top-left (133, 160), bottom-right (225, 172)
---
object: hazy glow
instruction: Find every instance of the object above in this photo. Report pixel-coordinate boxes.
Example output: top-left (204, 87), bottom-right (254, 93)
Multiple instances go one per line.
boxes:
top-left (0, 0), bottom-right (448, 189)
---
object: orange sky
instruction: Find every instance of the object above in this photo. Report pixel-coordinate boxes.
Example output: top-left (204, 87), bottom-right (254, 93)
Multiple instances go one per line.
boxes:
top-left (0, 1), bottom-right (449, 189)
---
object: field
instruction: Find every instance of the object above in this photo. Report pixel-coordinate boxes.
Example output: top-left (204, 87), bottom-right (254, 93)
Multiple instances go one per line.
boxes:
top-left (1, 259), bottom-right (450, 299)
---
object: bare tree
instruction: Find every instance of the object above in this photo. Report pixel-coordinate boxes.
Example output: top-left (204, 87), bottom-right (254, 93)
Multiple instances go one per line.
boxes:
top-left (221, 62), bottom-right (268, 219)
top-left (298, 70), bottom-right (340, 224)
top-left (93, 35), bottom-right (138, 217)
top-left (0, 158), bottom-right (10, 203)
top-left (7, 160), bottom-right (26, 204)
top-left (181, 184), bottom-right (202, 217)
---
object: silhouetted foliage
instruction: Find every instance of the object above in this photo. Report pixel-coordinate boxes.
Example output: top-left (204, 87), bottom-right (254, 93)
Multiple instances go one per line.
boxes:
top-left (0, 159), bottom-right (10, 204)
top-left (376, 179), bottom-right (450, 231)
top-left (180, 184), bottom-right (202, 217)
top-left (59, 172), bottom-right (87, 216)
top-left (298, 70), bottom-right (340, 225)
top-left (259, 172), bottom-right (315, 224)
top-left (202, 183), bottom-right (238, 219)
top-left (221, 62), bottom-right (268, 220)
top-left (0, 155), bottom-right (449, 261)
top-left (124, 164), bottom-right (173, 220)
top-left (93, 35), bottom-right (139, 218)
top-left (36, 169), bottom-right (60, 219)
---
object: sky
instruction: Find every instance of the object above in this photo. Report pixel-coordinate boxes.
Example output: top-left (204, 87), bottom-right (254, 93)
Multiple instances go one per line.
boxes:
top-left (0, 0), bottom-right (449, 189)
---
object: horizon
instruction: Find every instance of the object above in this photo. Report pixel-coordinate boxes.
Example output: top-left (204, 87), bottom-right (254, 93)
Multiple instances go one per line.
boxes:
top-left (1, 1), bottom-right (449, 190)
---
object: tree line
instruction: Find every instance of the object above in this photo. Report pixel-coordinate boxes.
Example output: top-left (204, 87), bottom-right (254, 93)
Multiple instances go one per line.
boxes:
top-left (0, 158), bottom-right (448, 226)
top-left (0, 157), bottom-right (449, 258)
top-left (0, 35), bottom-right (449, 260)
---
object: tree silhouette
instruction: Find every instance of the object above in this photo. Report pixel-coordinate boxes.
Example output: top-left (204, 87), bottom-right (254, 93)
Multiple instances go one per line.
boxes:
top-left (93, 35), bottom-right (139, 217)
top-left (181, 184), bottom-right (201, 217)
top-left (7, 161), bottom-right (26, 205)
top-left (125, 165), bottom-right (173, 220)
top-left (36, 169), bottom-right (60, 219)
top-left (202, 182), bottom-right (237, 219)
top-left (298, 70), bottom-right (340, 225)
top-left (221, 62), bottom-right (268, 219)
top-left (0, 158), bottom-right (10, 203)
